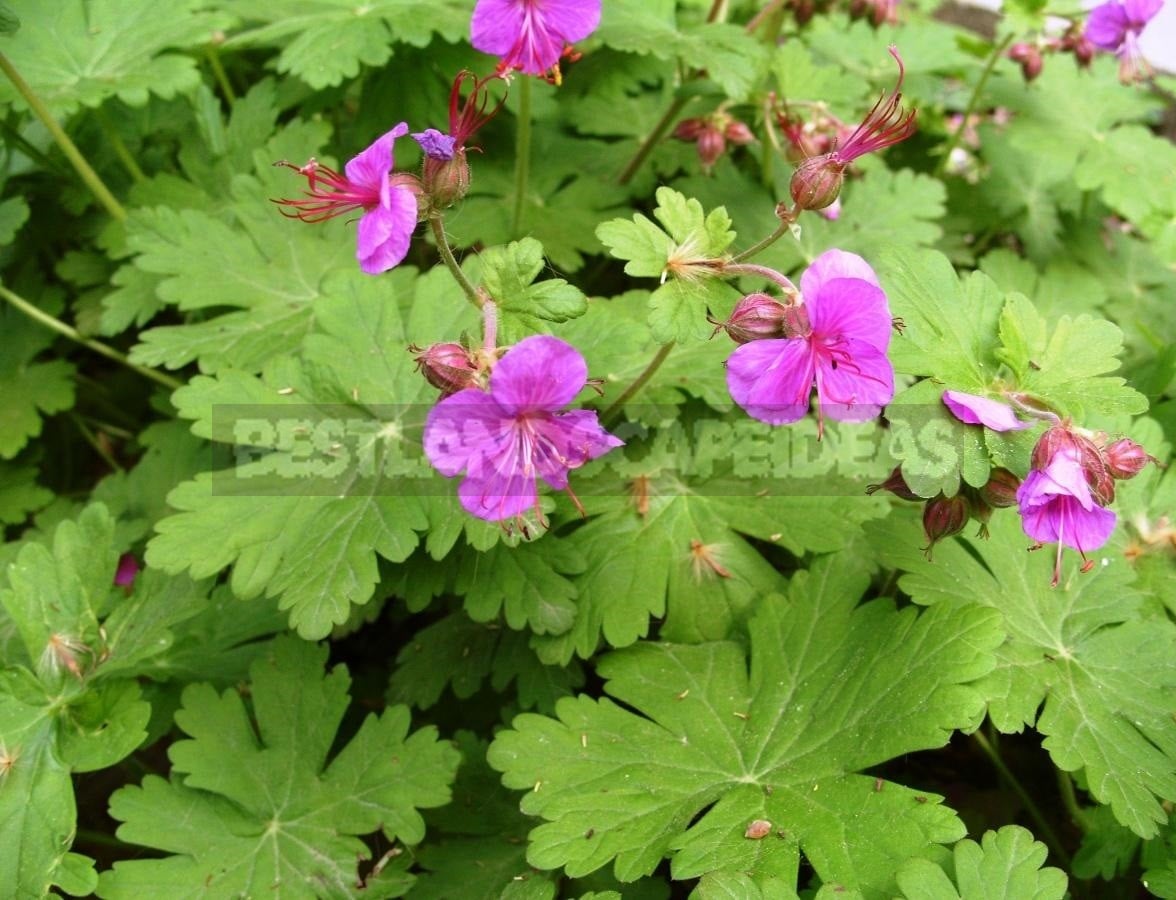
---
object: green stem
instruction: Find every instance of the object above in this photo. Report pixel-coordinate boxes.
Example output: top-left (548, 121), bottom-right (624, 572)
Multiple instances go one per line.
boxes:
top-left (94, 107), bottom-right (146, 184)
top-left (69, 412), bottom-right (124, 472)
top-left (730, 214), bottom-right (796, 263)
top-left (204, 44), bottom-right (237, 106)
top-left (617, 93), bottom-right (690, 186)
top-left (0, 52), bottom-right (127, 221)
top-left (972, 730), bottom-right (1071, 866)
top-left (0, 284), bottom-right (182, 391)
top-left (934, 34), bottom-right (1014, 179)
top-left (75, 828), bottom-right (133, 851)
top-left (722, 261), bottom-right (800, 297)
top-left (1056, 769), bottom-right (1092, 833)
top-left (603, 342), bottom-right (675, 424)
top-left (511, 76), bottom-right (532, 238)
top-left (429, 215), bottom-right (483, 309)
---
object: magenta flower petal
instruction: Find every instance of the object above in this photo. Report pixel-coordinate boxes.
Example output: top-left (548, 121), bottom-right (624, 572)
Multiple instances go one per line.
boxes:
top-left (807, 277), bottom-right (893, 352)
top-left (1124, 0), bottom-right (1163, 24)
top-left (345, 123), bottom-right (407, 188)
top-left (423, 336), bottom-right (621, 522)
top-left (727, 338), bottom-right (816, 425)
top-left (942, 390), bottom-right (1031, 432)
top-left (491, 335), bottom-right (588, 415)
top-left (356, 187), bottom-right (417, 275)
top-left (816, 339), bottom-right (894, 422)
top-left (471, 0), bottom-right (601, 75)
top-left (1017, 450), bottom-right (1117, 551)
top-left (800, 248), bottom-right (882, 299)
top-left (459, 472), bottom-right (537, 521)
top-left (423, 389), bottom-right (505, 477)
top-left (114, 553), bottom-right (139, 588)
top-left (1085, 0), bottom-right (1161, 48)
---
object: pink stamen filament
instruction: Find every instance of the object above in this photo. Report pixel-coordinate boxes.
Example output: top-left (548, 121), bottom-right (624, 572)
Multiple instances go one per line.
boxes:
top-left (273, 160), bottom-right (379, 223)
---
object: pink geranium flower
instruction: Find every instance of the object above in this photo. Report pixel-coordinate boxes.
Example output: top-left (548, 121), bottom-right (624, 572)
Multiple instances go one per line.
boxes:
top-left (471, 0), bottom-right (602, 77)
top-left (942, 390), bottom-right (1031, 432)
top-left (424, 335), bottom-right (622, 523)
top-left (275, 124), bottom-right (420, 275)
top-left (1017, 447), bottom-right (1117, 587)
top-left (1084, 0), bottom-right (1163, 81)
top-left (726, 249), bottom-right (894, 433)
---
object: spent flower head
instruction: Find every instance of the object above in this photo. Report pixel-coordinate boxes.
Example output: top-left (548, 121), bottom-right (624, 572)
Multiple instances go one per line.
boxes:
top-left (789, 46), bottom-right (917, 211)
top-left (275, 124), bottom-right (420, 275)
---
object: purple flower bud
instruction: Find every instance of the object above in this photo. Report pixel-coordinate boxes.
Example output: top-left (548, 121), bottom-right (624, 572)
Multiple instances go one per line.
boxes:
top-left (922, 493), bottom-right (970, 559)
top-left (978, 467), bottom-right (1021, 508)
top-left (718, 293), bottom-right (791, 344)
top-left (866, 465), bottom-right (921, 502)
top-left (114, 553), bottom-right (139, 589)
top-left (1008, 42), bottom-right (1044, 81)
top-left (421, 149), bottom-right (471, 210)
top-left (673, 117), bottom-right (707, 141)
top-left (412, 342), bottom-right (479, 395)
top-left (1103, 438), bottom-right (1154, 479)
top-left (697, 126), bottom-right (727, 172)
top-left (724, 120), bottom-right (756, 145)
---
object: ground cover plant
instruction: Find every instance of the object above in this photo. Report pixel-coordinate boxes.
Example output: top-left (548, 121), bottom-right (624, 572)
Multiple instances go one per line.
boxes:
top-left (0, 0), bottom-right (1174, 896)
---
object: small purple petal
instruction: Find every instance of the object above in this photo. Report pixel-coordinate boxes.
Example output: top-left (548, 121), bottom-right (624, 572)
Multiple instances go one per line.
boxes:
top-left (942, 390), bottom-right (1031, 432)
top-left (459, 472), bottom-right (537, 521)
top-left (114, 553), bottom-right (139, 588)
top-left (490, 335), bottom-right (588, 415)
top-left (412, 128), bottom-right (456, 161)
top-left (423, 389), bottom-right (504, 477)
top-left (727, 339), bottom-right (816, 425)
top-left (1016, 450), bottom-right (1117, 553)
top-left (1085, 2), bottom-right (1130, 47)
top-left (1123, 0), bottom-right (1163, 27)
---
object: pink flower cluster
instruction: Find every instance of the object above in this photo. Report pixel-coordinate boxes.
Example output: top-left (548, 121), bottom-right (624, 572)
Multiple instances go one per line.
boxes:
top-left (943, 392), bottom-right (1154, 584)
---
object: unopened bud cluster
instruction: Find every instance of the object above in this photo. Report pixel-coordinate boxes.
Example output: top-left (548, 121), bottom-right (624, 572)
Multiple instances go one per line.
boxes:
top-left (673, 112), bottom-right (755, 173)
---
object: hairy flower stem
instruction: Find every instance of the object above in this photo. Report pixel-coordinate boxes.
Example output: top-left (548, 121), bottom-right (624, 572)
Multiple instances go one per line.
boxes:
top-left (972, 730), bottom-right (1072, 866)
top-left (429, 214), bottom-right (483, 309)
top-left (730, 214), bottom-right (797, 263)
top-left (94, 108), bottom-right (146, 184)
top-left (603, 341), bottom-right (676, 424)
top-left (721, 262), bottom-right (800, 298)
top-left (0, 284), bottom-right (182, 391)
top-left (934, 34), bottom-right (1014, 178)
top-left (482, 299), bottom-right (499, 353)
top-left (617, 93), bottom-right (690, 186)
top-left (0, 53), bottom-right (127, 221)
top-left (204, 44), bottom-right (237, 106)
top-left (511, 76), bottom-right (532, 238)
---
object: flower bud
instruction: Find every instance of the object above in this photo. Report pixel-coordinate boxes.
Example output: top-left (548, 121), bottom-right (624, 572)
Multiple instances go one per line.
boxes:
top-left (412, 342), bottom-right (478, 395)
top-left (1071, 35), bottom-right (1095, 68)
top-left (1103, 438), bottom-right (1154, 479)
top-left (1031, 425), bottom-right (1102, 473)
top-left (421, 150), bottom-right (470, 210)
top-left (697, 127), bottom-right (727, 172)
top-left (673, 117), bottom-right (706, 141)
top-left (718, 293), bottom-right (790, 343)
top-left (780, 302), bottom-right (812, 339)
top-left (978, 467), bottom-right (1020, 508)
top-left (922, 493), bottom-right (970, 559)
top-left (866, 466), bottom-right (921, 502)
top-left (724, 120), bottom-right (755, 145)
top-left (1008, 43), bottom-right (1044, 81)
top-left (789, 155), bottom-right (845, 212)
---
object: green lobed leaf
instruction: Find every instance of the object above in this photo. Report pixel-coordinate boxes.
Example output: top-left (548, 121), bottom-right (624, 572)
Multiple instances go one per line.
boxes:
top-left (895, 826), bottom-right (1067, 899)
top-left (220, 0), bottom-right (469, 89)
top-left (871, 510), bottom-right (1176, 838)
top-left (477, 238), bottom-right (588, 341)
top-left (489, 553), bottom-right (1003, 892)
top-left (0, 0), bottom-right (229, 117)
top-left (0, 461), bottom-right (52, 525)
top-left (146, 267), bottom-right (478, 638)
top-left (99, 637), bottom-right (460, 899)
